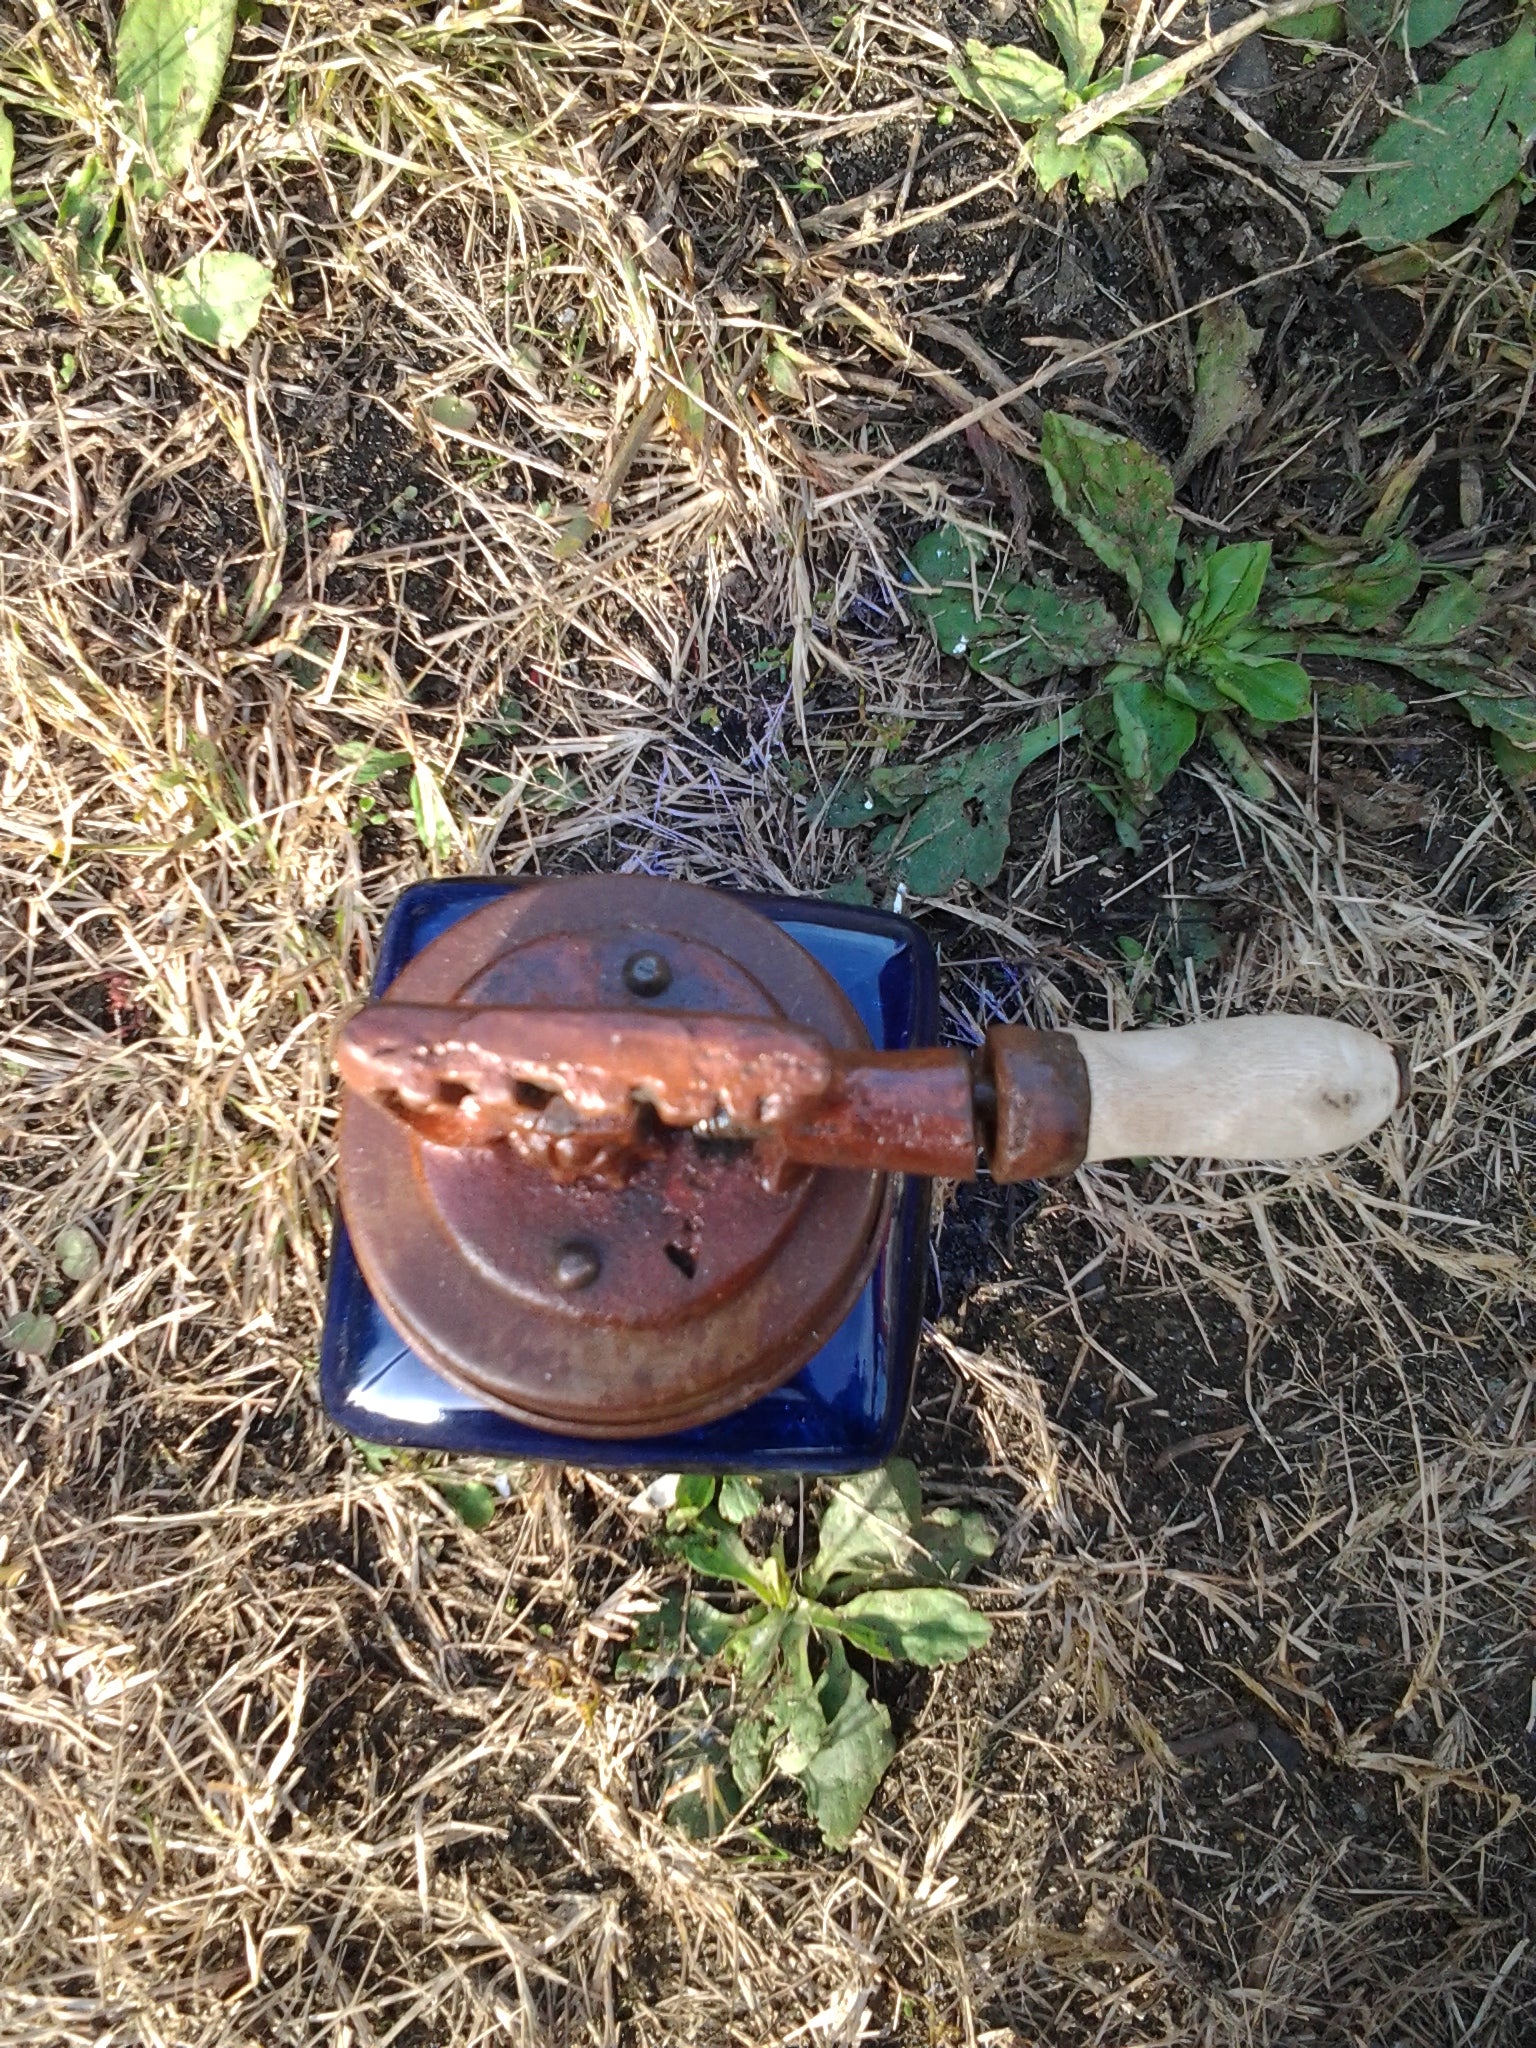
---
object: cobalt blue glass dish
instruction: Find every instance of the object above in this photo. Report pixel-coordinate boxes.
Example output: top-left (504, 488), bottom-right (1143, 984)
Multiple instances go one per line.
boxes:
top-left (320, 878), bottom-right (937, 1472)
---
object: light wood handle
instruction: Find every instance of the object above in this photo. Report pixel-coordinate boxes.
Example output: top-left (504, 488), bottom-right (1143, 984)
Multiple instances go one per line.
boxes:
top-left (1068, 1017), bottom-right (1402, 1163)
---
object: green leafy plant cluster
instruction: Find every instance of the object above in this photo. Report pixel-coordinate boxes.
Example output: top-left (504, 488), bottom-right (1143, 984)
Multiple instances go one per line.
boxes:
top-left (0, 0), bottom-right (271, 349)
top-left (826, 411), bottom-right (1533, 883)
top-left (619, 1463), bottom-right (995, 1849)
top-left (354, 1440), bottom-right (501, 1530)
top-left (950, 0), bottom-right (1180, 203)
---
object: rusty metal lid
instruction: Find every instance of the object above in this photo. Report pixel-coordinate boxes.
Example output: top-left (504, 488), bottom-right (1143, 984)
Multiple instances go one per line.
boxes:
top-left (337, 875), bottom-right (896, 1438)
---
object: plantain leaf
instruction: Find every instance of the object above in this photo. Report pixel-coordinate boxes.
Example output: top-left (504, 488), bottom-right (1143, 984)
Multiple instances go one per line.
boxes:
top-left (4, 1310), bottom-right (58, 1357)
top-left (154, 249), bottom-right (272, 352)
top-left (886, 709), bottom-right (1082, 896)
top-left (1265, 538), bottom-right (1422, 633)
top-left (60, 156), bottom-right (116, 272)
top-left (55, 1225), bottom-right (102, 1284)
top-left (1201, 648), bottom-right (1312, 724)
top-left (813, 1587), bottom-right (993, 1666)
top-left (1040, 414), bottom-right (1181, 639)
top-left (803, 1463), bottom-right (921, 1598)
top-left (794, 1665), bottom-right (894, 1849)
top-left (1183, 540), bottom-right (1272, 647)
top-left (1400, 574), bottom-right (1487, 646)
top-left (1075, 129), bottom-right (1148, 204)
top-left (1316, 678), bottom-right (1406, 730)
top-left (949, 39), bottom-right (1071, 123)
top-left (1109, 671), bottom-right (1197, 801)
top-left (1326, 29), bottom-right (1536, 251)
top-left (716, 1475), bottom-right (762, 1524)
top-left (1039, 0), bottom-right (1105, 89)
top-left (676, 1514), bottom-right (789, 1606)
top-left (116, 0), bottom-right (238, 196)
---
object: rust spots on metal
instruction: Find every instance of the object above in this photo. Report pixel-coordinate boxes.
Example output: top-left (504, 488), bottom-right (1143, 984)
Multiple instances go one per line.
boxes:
top-left (334, 874), bottom-right (1093, 1438)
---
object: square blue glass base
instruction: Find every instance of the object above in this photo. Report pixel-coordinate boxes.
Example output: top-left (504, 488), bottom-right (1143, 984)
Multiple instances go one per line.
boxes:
top-left (320, 879), bottom-right (938, 1472)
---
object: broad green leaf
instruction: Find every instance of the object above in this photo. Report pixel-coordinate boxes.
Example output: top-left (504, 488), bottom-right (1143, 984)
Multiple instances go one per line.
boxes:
top-left (1326, 29), bottom-right (1536, 251)
top-left (1029, 122), bottom-right (1092, 195)
top-left (1427, 674), bottom-right (1536, 748)
top-left (1203, 648), bottom-right (1312, 723)
top-left (1490, 732), bottom-right (1536, 789)
top-left (1180, 305), bottom-right (1261, 476)
top-left (677, 1515), bottom-right (789, 1606)
top-left (116, 0), bottom-right (238, 196)
top-left (1349, 0), bottom-right (1466, 44)
top-left (667, 1473), bottom-right (717, 1527)
top-left (1183, 541), bottom-right (1272, 647)
top-left (1206, 712), bottom-right (1277, 801)
top-left (1268, 2), bottom-right (1345, 35)
top-left (1040, 0), bottom-right (1104, 90)
top-left (950, 40), bottom-right (1071, 124)
top-left (794, 1666), bottom-right (894, 1849)
top-left (904, 524), bottom-right (1013, 659)
top-left (717, 1475), bottom-right (762, 1524)
top-left (55, 1224), bottom-right (102, 1283)
top-left (804, 1462), bottom-right (921, 1597)
top-left (1110, 672), bottom-right (1197, 801)
top-left (723, 1607), bottom-right (789, 1687)
top-left (1403, 0), bottom-right (1466, 46)
top-left (1040, 414), bottom-right (1181, 638)
top-left (684, 1596), bottom-right (744, 1656)
top-left (728, 1710), bottom-right (773, 1797)
top-left (1000, 582), bottom-right (1122, 679)
top-left (4, 1310), bottom-right (57, 1357)
top-left (815, 1588), bottom-right (992, 1665)
top-left (890, 710), bottom-right (1082, 895)
top-left (1316, 679), bottom-right (1406, 730)
top-left (1076, 129), bottom-right (1148, 205)
top-left (616, 1591), bottom-right (744, 1678)
top-left (430, 1477), bottom-right (496, 1530)
top-left (1400, 574), bottom-right (1487, 646)
top-left (908, 1505), bottom-right (997, 1585)
top-left (409, 761), bottom-right (455, 861)
top-left (1160, 664), bottom-right (1227, 713)
top-left (154, 250), bottom-right (272, 352)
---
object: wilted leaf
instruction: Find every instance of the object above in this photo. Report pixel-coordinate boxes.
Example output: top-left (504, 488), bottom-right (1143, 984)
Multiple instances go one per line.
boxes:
top-left (1075, 128), bottom-right (1148, 204)
top-left (815, 1587), bottom-right (993, 1666)
top-left (409, 761), bottom-right (455, 861)
top-left (1326, 29), bottom-right (1536, 251)
top-left (1265, 538), bottom-right (1422, 632)
top-left (154, 250), bottom-right (272, 351)
top-left (950, 39), bottom-right (1071, 124)
top-left (60, 156), bottom-right (116, 272)
top-left (55, 1225), bottom-right (101, 1284)
top-left (762, 346), bottom-right (804, 400)
top-left (794, 1665), bottom-right (894, 1849)
top-left (4, 1310), bottom-right (58, 1357)
top-left (1039, 0), bottom-right (1105, 89)
top-left (430, 1477), bottom-right (496, 1530)
top-left (1179, 305), bottom-right (1261, 478)
top-left (659, 1724), bottom-right (741, 1839)
top-left (0, 107), bottom-right (13, 210)
top-left (1206, 712), bottom-right (1277, 801)
top-left (1040, 414), bottom-right (1181, 638)
top-left (665, 359), bottom-right (711, 458)
top-left (887, 710), bottom-right (1083, 895)
top-left (1001, 583), bottom-right (1122, 679)
top-left (117, 0), bottom-right (238, 195)
top-left (1109, 671), bottom-right (1197, 802)
top-left (1316, 679), bottom-right (1406, 730)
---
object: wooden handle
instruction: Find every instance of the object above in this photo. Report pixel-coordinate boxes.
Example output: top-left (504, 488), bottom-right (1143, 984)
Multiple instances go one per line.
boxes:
top-left (1067, 1017), bottom-right (1402, 1164)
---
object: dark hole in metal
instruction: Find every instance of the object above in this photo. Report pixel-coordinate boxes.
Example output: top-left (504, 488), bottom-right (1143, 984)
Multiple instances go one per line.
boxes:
top-left (436, 1080), bottom-right (472, 1108)
top-left (664, 1242), bottom-right (697, 1279)
top-left (514, 1080), bottom-right (554, 1110)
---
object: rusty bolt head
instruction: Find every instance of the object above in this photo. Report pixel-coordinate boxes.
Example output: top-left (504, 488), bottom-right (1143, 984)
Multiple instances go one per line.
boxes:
top-left (622, 949), bottom-right (673, 998)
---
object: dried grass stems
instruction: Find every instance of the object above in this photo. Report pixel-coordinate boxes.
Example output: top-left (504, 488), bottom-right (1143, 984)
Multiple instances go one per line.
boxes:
top-left (1, 0), bottom-right (1533, 2042)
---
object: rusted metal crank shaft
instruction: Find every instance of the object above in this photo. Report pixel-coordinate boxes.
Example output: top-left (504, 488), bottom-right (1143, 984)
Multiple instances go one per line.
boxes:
top-left (336, 1004), bottom-right (1089, 1188)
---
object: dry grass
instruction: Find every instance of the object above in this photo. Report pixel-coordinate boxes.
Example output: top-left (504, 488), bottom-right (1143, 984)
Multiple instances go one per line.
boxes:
top-left (2, 0), bottom-right (1534, 2041)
